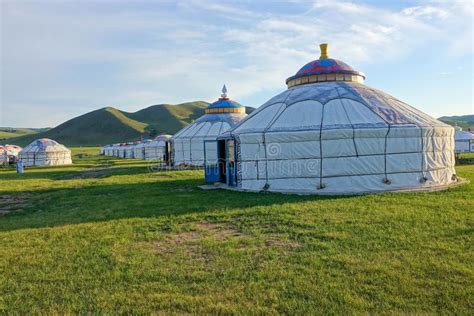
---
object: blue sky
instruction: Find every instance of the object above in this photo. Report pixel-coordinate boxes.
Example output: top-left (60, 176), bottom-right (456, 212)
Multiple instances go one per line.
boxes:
top-left (1, 0), bottom-right (473, 127)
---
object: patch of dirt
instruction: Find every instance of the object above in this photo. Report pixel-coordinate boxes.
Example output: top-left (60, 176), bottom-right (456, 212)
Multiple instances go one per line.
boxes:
top-left (264, 237), bottom-right (302, 250)
top-left (114, 221), bottom-right (302, 263)
top-left (66, 169), bottom-right (113, 179)
top-left (0, 195), bottom-right (29, 216)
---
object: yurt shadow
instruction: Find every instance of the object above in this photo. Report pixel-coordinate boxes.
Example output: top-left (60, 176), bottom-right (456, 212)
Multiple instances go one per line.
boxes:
top-left (0, 178), bottom-right (354, 232)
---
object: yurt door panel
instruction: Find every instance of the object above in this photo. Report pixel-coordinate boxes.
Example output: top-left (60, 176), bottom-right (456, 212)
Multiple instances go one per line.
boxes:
top-left (226, 140), bottom-right (237, 187)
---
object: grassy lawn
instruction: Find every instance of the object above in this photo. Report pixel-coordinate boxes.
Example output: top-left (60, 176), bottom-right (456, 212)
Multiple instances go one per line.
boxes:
top-left (0, 147), bottom-right (473, 314)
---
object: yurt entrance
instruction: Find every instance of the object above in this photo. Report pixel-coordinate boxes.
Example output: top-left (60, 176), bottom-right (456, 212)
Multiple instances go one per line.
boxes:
top-left (164, 141), bottom-right (171, 165)
top-left (204, 138), bottom-right (237, 186)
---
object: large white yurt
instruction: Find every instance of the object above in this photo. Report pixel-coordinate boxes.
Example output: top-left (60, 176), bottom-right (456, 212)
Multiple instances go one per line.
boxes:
top-left (210, 44), bottom-right (457, 194)
top-left (132, 140), bottom-right (152, 159)
top-left (19, 138), bottom-right (72, 167)
top-left (171, 85), bottom-right (247, 166)
top-left (144, 134), bottom-right (171, 162)
top-left (454, 126), bottom-right (474, 153)
top-left (1, 144), bottom-right (22, 165)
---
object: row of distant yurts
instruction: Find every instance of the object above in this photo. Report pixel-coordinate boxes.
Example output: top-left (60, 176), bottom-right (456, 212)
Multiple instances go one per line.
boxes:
top-left (3, 44), bottom-right (473, 194)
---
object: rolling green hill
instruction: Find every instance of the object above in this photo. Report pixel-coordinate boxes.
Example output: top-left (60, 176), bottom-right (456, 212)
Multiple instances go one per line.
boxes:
top-left (439, 114), bottom-right (474, 130)
top-left (5, 102), bottom-right (255, 147)
top-left (0, 127), bottom-right (49, 141)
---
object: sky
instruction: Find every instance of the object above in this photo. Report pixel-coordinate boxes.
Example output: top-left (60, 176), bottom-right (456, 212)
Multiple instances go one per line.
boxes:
top-left (1, 0), bottom-right (473, 128)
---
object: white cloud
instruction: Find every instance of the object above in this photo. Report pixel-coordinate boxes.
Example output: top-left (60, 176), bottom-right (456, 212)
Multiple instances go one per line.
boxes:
top-left (1, 0), bottom-right (472, 127)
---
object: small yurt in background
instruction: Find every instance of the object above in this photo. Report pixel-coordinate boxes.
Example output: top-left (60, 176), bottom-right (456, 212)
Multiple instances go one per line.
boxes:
top-left (171, 85), bottom-right (247, 167)
top-left (124, 142), bottom-right (138, 159)
top-left (19, 138), bottom-right (72, 167)
top-left (1, 144), bottom-right (22, 165)
top-left (117, 143), bottom-right (127, 158)
top-left (0, 146), bottom-right (8, 165)
top-left (209, 44), bottom-right (457, 194)
top-left (133, 140), bottom-right (152, 159)
top-left (454, 126), bottom-right (474, 153)
top-left (144, 134), bottom-right (171, 162)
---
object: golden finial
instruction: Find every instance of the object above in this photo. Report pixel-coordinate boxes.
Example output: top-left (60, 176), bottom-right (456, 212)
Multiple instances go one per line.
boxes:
top-left (320, 43), bottom-right (329, 59)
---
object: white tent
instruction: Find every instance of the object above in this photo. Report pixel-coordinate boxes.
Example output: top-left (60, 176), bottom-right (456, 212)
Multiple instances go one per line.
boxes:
top-left (124, 142), bottom-right (139, 159)
top-left (1, 144), bottom-right (22, 165)
top-left (116, 144), bottom-right (127, 158)
top-left (454, 126), bottom-right (474, 153)
top-left (171, 85), bottom-right (247, 166)
top-left (144, 135), bottom-right (171, 162)
top-left (19, 138), bottom-right (72, 167)
top-left (210, 44), bottom-right (457, 194)
top-left (110, 144), bottom-right (120, 157)
top-left (133, 140), bottom-right (152, 159)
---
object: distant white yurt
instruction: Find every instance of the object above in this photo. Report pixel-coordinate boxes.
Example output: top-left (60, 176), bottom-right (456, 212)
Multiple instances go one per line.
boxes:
top-left (171, 85), bottom-right (247, 166)
top-left (117, 143), bottom-right (127, 158)
top-left (124, 142), bottom-right (139, 159)
top-left (110, 144), bottom-right (120, 157)
top-left (454, 126), bottom-right (474, 153)
top-left (132, 140), bottom-right (152, 159)
top-left (104, 144), bottom-right (113, 156)
top-left (19, 138), bottom-right (72, 167)
top-left (144, 134), bottom-right (171, 162)
top-left (210, 44), bottom-right (457, 194)
top-left (1, 144), bottom-right (22, 165)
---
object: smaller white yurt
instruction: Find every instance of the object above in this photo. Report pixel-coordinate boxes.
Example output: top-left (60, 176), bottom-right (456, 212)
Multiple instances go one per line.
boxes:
top-left (144, 134), bottom-right (171, 163)
top-left (132, 140), bottom-right (152, 159)
top-left (1, 144), bottom-right (22, 165)
top-left (19, 138), bottom-right (72, 167)
top-left (124, 142), bottom-right (139, 159)
top-left (0, 146), bottom-right (8, 165)
top-left (104, 144), bottom-right (112, 156)
top-left (171, 85), bottom-right (247, 166)
top-left (117, 143), bottom-right (127, 158)
top-left (454, 126), bottom-right (474, 153)
top-left (110, 144), bottom-right (120, 157)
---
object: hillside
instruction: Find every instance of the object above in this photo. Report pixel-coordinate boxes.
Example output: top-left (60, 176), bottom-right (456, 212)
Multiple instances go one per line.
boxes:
top-left (439, 114), bottom-right (474, 130)
top-left (5, 102), bottom-right (255, 147)
top-left (0, 127), bottom-right (49, 141)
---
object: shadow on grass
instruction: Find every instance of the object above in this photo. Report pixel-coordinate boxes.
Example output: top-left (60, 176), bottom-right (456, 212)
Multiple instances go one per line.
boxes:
top-left (0, 175), bottom-right (349, 232)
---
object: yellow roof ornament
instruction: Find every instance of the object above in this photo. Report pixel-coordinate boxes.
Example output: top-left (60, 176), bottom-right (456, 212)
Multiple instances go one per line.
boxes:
top-left (319, 43), bottom-right (329, 59)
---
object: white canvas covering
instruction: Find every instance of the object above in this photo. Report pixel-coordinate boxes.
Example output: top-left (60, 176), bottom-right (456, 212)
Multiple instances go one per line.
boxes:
top-left (132, 140), bottom-right (152, 159)
top-left (19, 138), bottom-right (72, 167)
top-left (454, 128), bottom-right (474, 153)
top-left (172, 113), bottom-right (246, 166)
top-left (227, 81), bottom-right (456, 194)
top-left (1, 144), bottom-right (22, 165)
top-left (124, 143), bottom-right (137, 158)
top-left (144, 135), bottom-right (171, 161)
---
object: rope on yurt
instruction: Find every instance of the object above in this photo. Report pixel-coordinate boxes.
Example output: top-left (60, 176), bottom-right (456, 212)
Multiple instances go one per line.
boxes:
top-left (318, 101), bottom-right (326, 190)
top-left (336, 87), bottom-right (359, 157)
top-left (383, 124), bottom-right (391, 184)
top-left (375, 92), bottom-right (433, 183)
top-left (261, 91), bottom-right (294, 190)
top-left (343, 84), bottom-right (394, 184)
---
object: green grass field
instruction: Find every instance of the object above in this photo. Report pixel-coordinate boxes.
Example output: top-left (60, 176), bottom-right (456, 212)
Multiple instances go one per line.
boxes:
top-left (1, 148), bottom-right (473, 314)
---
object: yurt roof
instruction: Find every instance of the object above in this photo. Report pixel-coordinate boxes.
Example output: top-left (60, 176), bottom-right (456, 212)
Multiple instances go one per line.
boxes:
top-left (22, 138), bottom-right (69, 152)
top-left (229, 44), bottom-right (449, 136)
top-left (455, 130), bottom-right (474, 140)
top-left (154, 134), bottom-right (171, 141)
top-left (204, 85), bottom-right (246, 114)
top-left (286, 44), bottom-right (365, 87)
top-left (172, 86), bottom-right (247, 140)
